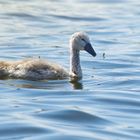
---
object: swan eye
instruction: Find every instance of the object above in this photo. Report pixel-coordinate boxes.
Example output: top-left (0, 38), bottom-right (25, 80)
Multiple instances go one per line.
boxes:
top-left (81, 38), bottom-right (86, 42)
top-left (81, 38), bottom-right (87, 44)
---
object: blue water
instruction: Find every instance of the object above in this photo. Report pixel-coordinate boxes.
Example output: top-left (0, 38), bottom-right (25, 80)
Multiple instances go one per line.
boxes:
top-left (0, 0), bottom-right (140, 139)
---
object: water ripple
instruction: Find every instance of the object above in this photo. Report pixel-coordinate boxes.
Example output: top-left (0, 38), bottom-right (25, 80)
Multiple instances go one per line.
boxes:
top-left (35, 109), bottom-right (113, 126)
top-left (49, 14), bottom-right (106, 22)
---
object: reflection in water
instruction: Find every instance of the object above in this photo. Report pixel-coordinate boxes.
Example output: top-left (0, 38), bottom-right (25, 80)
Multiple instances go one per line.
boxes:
top-left (70, 80), bottom-right (83, 90)
top-left (3, 78), bottom-right (83, 90)
top-left (4, 79), bottom-right (43, 89)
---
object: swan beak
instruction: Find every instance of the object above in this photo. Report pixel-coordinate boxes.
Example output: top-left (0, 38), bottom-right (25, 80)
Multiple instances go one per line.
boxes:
top-left (84, 43), bottom-right (96, 57)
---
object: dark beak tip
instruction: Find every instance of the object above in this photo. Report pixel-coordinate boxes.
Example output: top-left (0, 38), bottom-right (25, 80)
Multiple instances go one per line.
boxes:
top-left (93, 53), bottom-right (97, 57)
top-left (88, 51), bottom-right (97, 57)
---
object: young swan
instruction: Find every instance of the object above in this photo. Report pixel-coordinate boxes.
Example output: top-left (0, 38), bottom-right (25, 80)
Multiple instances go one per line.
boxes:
top-left (0, 32), bottom-right (96, 80)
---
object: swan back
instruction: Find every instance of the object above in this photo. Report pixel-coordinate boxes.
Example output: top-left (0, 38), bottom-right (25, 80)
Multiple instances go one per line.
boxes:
top-left (13, 59), bottom-right (68, 80)
top-left (0, 59), bottom-right (68, 80)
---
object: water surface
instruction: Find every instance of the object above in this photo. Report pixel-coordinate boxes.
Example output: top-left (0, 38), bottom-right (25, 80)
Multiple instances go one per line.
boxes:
top-left (0, 0), bottom-right (140, 140)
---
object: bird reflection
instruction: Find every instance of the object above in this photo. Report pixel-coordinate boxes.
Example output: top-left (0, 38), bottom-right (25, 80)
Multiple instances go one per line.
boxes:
top-left (70, 79), bottom-right (83, 90)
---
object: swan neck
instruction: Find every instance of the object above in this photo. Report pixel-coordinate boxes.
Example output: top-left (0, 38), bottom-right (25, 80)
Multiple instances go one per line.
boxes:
top-left (70, 48), bottom-right (82, 78)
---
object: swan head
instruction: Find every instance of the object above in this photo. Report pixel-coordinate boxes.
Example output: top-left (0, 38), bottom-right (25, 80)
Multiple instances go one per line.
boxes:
top-left (70, 32), bottom-right (96, 57)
